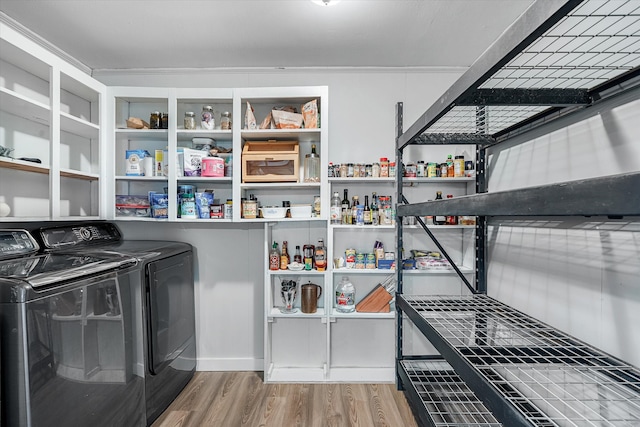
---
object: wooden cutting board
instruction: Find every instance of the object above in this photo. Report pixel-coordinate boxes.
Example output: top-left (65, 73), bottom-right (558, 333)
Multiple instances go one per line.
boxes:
top-left (356, 284), bottom-right (393, 313)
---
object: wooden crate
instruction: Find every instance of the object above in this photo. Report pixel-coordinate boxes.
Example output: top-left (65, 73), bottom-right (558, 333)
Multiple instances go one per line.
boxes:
top-left (242, 140), bottom-right (299, 183)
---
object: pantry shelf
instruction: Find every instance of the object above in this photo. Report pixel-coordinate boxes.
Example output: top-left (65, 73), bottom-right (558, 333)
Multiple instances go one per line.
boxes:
top-left (269, 308), bottom-right (326, 319)
top-left (398, 0), bottom-right (640, 148)
top-left (239, 182), bottom-right (321, 190)
top-left (398, 294), bottom-right (640, 427)
top-left (330, 311), bottom-right (395, 320)
top-left (0, 87), bottom-right (50, 124)
top-left (60, 111), bottom-right (99, 139)
top-left (60, 168), bottom-right (100, 181)
top-left (398, 359), bottom-right (503, 427)
top-left (115, 175), bottom-right (167, 181)
top-left (398, 172), bottom-right (640, 218)
top-left (241, 128), bottom-right (321, 143)
top-left (0, 157), bottom-right (49, 175)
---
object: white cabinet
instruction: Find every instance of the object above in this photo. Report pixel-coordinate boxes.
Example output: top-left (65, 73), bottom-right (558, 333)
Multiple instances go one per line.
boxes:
top-left (107, 87), bottom-right (234, 221)
top-left (0, 22), bottom-right (106, 221)
top-left (234, 87), bottom-right (328, 223)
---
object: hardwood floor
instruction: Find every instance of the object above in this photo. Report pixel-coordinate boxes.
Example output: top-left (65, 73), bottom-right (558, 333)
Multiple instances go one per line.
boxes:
top-left (152, 372), bottom-right (418, 427)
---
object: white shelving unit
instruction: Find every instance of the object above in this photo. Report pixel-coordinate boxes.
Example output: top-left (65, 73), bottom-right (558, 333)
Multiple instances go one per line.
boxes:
top-left (0, 22), bottom-right (106, 221)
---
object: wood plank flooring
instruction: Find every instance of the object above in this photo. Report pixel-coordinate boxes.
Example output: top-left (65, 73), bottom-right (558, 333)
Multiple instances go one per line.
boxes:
top-left (152, 372), bottom-right (418, 427)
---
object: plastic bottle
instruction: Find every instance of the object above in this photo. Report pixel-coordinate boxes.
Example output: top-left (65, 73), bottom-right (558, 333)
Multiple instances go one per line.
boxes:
top-left (330, 191), bottom-right (341, 224)
top-left (269, 241), bottom-right (280, 271)
top-left (335, 276), bottom-right (355, 313)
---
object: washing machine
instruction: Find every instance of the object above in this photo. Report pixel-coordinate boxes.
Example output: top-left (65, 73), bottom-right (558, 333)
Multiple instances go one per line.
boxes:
top-left (36, 222), bottom-right (196, 426)
top-left (0, 228), bottom-right (145, 426)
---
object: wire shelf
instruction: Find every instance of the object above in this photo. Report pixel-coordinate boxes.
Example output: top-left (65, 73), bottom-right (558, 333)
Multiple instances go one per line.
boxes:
top-left (401, 359), bottom-right (503, 427)
top-left (401, 294), bottom-right (640, 426)
top-left (411, 0), bottom-right (640, 138)
top-left (482, 0), bottom-right (640, 90)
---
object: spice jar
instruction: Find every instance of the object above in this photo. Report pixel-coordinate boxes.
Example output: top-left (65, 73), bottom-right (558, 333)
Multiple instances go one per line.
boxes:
top-left (389, 162), bottom-right (396, 177)
top-left (220, 111), bottom-right (232, 130)
top-left (340, 163), bottom-right (348, 178)
top-left (184, 112), bottom-right (196, 130)
top-left (380, 157), bottom-right (389, 177)
top-left (201, 106), bottom-right (215, 130)
top-left (372, 162), bottom-right (381, 177)
top-left (150, 111), bottom-right (161, 129)
top-left (161, 113), bottom-right (169, 129)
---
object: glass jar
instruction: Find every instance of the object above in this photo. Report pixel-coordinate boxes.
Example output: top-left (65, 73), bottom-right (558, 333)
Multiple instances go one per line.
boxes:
top-left (161, 113), bottom-right (169, 129)
top-left (150, 111), bottom-right (161, 129)
top-left (389, 162), bottom-right (396, 177)
top-left (220, 111), bottom-right (232, 130)
top-left (365, 164), bottom-right (373, 177)
top-left (201, 106), bottom-right (215, 130)
top-left (340, 163), bottom-right (348, 178)
top-left (372, 162), bottom-right (380, 178)
top-left (184, 112), bottom-right (196, 130)
top-left (347, 163), bottom-right (354, 177)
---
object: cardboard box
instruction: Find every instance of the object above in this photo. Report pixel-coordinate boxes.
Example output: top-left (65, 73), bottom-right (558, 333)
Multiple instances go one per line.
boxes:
top-left (242, 140), bottom-right (299, 182)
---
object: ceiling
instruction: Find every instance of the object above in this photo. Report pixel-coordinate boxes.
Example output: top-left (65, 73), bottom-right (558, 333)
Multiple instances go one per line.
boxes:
top-left (0, 0), bottom-right (535, 73)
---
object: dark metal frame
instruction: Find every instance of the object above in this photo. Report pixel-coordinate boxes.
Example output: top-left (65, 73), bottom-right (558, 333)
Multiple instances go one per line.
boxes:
top-left (393, 0), bottom-right (640, 425)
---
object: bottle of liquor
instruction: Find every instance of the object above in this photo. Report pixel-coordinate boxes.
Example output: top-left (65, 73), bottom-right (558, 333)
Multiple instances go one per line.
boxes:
top-left (293, 245), bottom-right (302, 264)
top-left (363, 195), bottom-right (372, 225)
top-left (341, 189), bottom-right (350, 224)
top-left (280, 241), bottom-right (290, 270)
top-left (434, 191), bottom-right (446, 225)
top-left (371, 192), bottom-right (379, 226)
top-left (330, 191), bottom-right (341, 224)
top-left (351, 196), bottom-right (359, 225)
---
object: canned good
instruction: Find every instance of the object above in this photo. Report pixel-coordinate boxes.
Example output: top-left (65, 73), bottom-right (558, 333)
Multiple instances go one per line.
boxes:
top-left (365, 253), bottom-right (376, 269)
top-left (345, 248), bottom-right (356, 268)
top-left (355, 253), bottom-right (366, 269)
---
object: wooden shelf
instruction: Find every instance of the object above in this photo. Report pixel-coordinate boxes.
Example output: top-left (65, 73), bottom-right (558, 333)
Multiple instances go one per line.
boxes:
top-left (0, 156), bottom-right (50, 174)
top-left (241, 128), bottom-right (320, 143)
top-left (60, 168), bottom-right (99, 181)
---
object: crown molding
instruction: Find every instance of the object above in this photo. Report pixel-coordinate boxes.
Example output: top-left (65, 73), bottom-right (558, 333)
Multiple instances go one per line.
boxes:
top-left (0, 12), bottom-right (91, 75)
top-left (92, 66), bottom-right (468, 78)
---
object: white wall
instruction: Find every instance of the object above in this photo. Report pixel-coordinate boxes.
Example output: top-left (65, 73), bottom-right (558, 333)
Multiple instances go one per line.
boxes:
top-left (102, 70), bottom-right (639, 371)
top-left (486, 89), bottom-right (640, 367)
top-left (101, 68), bottom-right (465, 370)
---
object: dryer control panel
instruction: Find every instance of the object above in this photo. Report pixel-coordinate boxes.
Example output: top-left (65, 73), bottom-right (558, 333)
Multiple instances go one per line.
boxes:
top-left (39, 223), bottom-right (122, 250)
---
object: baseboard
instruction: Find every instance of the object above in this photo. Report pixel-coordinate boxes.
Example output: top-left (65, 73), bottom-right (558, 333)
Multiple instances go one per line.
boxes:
top-left (197, 358), bottom-right (264, 371)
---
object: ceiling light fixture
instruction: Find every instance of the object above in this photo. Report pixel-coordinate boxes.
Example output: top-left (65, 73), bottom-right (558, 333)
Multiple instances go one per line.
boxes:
top-left (311, 0), bottom-right (342, 6)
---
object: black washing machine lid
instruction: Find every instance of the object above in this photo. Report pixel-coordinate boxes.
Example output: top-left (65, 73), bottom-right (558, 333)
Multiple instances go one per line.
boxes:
top-left (0, 252), bottom-right (137, 289)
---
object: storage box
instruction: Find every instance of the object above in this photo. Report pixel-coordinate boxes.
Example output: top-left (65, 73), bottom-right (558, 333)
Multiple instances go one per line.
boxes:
top-left (242, 140), bottom-right (299, 183)
top-left (115, 195), bottom-right (150, 217)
